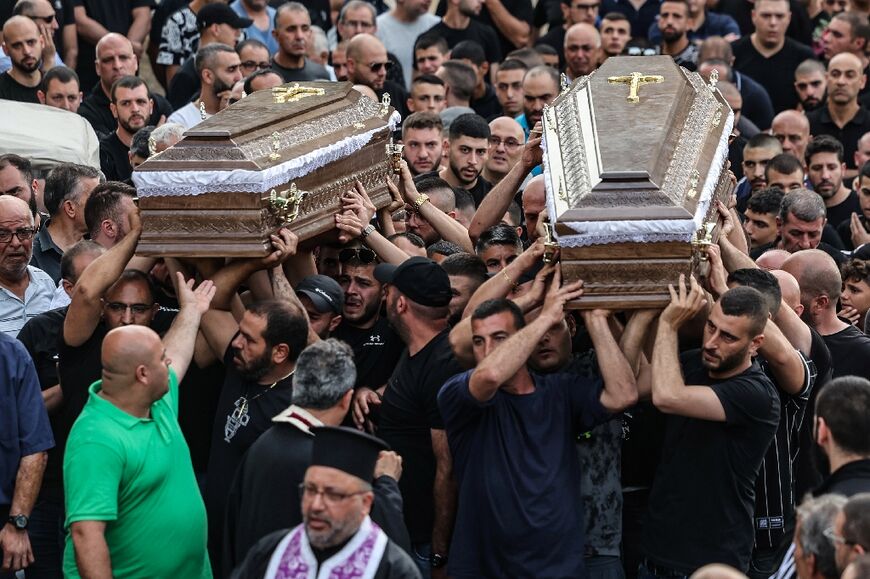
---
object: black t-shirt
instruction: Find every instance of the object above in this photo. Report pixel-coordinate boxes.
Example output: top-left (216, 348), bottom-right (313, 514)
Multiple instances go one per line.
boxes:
top-left (715, 0), bottom-right (813, 46)
top-left (99, 131), bottom-right (132, 182)
top-left (376, 329), bottom-right (464, 543)
top-left (423, 21), bottom-right (502, 66)
top-left (731, 36), bottom-right (815, 113)
top-left (826, 190), bottom-right (862, 231)
top-left (435, 0), bottom-right (531, 57)
top-left (642, 351), bottom-right (780, 573)
top-left (465, 175), bottom-right (493, 208)
top-left (823, 324), bottom-right (870, 379)
top-left (535, 25), bottom-right (566, 68)
top-left (166, 56), bottom-right (199, 111)
top-left (795, 329), bottom-right (833, 500)
top-left (471, 84), bottom-right (502, 121)
top-left (0, 71), bottom-right (40, 103)
top-left (807, 107), bottom-right (870, 171)
top-left (79, 83), bottom-right (173, 138)
top-left (269, 57), bottom-right (330, 84)
top-left (332, 317), bottom-right (405, 391)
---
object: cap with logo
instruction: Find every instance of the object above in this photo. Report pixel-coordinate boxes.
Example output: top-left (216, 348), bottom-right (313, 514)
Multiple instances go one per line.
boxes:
top-left (296, 274), bottom-right (345, 314)
top-left (196, 4), bottom-right (253, 31)
top-left (373, 256), bottom-right (452, 307)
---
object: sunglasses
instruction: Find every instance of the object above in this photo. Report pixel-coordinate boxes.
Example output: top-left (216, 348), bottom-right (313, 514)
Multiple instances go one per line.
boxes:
top-left (368, 61), bottom-right (393, 73)
top-left (339, 247), bottom-right (377, 264)
top-left (31, 14), bottom-right (55, 24)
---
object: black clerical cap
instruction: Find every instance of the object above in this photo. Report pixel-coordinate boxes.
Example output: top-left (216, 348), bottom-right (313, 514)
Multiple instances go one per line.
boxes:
top-left (310, 426), bottom-right (389, 482)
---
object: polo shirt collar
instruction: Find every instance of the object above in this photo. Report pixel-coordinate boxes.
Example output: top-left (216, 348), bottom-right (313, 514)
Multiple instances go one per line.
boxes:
top-left (34, 220), bottom-right (62, 257)
top-left (87, 380), bottom-right (149, 429)
top-left (819, 105), bottom-right (870, 127)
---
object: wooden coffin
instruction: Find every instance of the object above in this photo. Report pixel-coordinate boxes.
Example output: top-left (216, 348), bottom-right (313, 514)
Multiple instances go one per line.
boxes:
top-left (541, 56), bottom-right (734, 309)
top-left (131, 82), bottom-right (397, 257)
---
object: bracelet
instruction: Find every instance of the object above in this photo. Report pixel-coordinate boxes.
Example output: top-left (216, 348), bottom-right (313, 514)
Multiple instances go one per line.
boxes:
top-left (501, 269), bottom-right (518, 290)
top-left (360, 223), bottom-right (376, 239)
top-left (413, 193), bottom-right (430, 210)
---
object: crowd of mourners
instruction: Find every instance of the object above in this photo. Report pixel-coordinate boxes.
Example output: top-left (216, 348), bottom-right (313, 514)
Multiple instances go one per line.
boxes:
top-left (3, 0), bottom-right (870, 578)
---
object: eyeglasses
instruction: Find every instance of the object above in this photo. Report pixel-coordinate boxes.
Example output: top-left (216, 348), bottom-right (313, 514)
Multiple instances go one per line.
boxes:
top-left (105, 302), bottom-right (154, 315)
top-left (339, 247), bottom-right (377, 264)
top-left (823, 527), bottom-right (852, 546)
top-left (241, 60), bottom-right (271, 70)
top-left (299, 483), bottom-right (368, 505)
top-left (489, 136), bottom-right (522, 150)
top-left (368, 61), bottom-right (393, 73)
top-left (0, 228), bottom-right (36, 243)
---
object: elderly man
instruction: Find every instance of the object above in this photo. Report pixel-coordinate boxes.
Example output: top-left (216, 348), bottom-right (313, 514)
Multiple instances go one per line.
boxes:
top-left (270, 2), bottom-right (329, 83)
top-left (772, 110), bottom-right (812, 166)
top-left (482, 116), bottom-right (524, 185)
top-left (36, 66), bottom-right (83, 113)
top-left (564, 23), bottom-right (599, 81)
top-left (231, 427), bottom-right (420, 578)
top-left (168, 43), bottom-right (242, 129)
top-left (78, 34), bottom-right (172, 138)
top-left (832, 494), bottom-right (870, 575)
top-left (0, 196), bottom-right (55, 337)
top-left (775, 190), bottom-right (834, 255)
top-left (792, 495), bottom-right (846, 579)
top-left (63, 278), bottom-right (216, 578)
top-left (0, 16), bottom-right (44, 103)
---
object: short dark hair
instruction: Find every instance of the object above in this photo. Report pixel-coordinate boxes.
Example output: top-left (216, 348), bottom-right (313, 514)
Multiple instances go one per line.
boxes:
top-left (451, 40), bottom-right (487, 66)
top-left (805, 134), bottom-right (845, 164)
top-left (842, 258), bottom-right (870, 285)
top-left (745, 132), bottom-right (782, 152)
top-left (449, 113), bottom-right (491, 141)
top-left (717, 286), bottom-right (769, 336)
top-left (129, 125), bottom-right (155, 160)
top-left (504, 47), bottom-right (545, 69)
top-left (471, 298), bottom-right (525, 331)
top-left (727, 268), bottom-right (782, 317)
top-left (497, 59), bottom-right (529, 74)
top-left (660, 0), bottom-right (690, 11)
top-left (59, 240), bottom-right (103, 284)
top-left (832, 11), bottom-right (870, 43)
top-left (816, 376), bottom-right (870, 455)
top-left (427, 240), bottom-right (463, 259)
top-left (441, 252), bottom-right (488, 285)
top-left (236, 38), bottom-right (268, 55)
top-left (243, 68), bottom-right (281, 94)
top-left (84, 182), bottom-right (137, 238)
top-left (40, 65), bottom-right (79, 93)
top-left (414, 174), bottom-right (453, 197)
top-left (476, 223), bottom-right (523, 254)
top-left (414, 32), bottom-right (448, 55)
top-left (533, 44), bottom-right (559, 58)
top-left (766, 153), bottom-right (804, 179)
top-left (111, 269), bottom-right (157, 303)
top-left (439, 60), bottom-right (476, 102)
top-left (453, 187), bottom-right (475, 213)
top-left (843, 494), bottom-right (870, 552)
top-left (195, 43), bottom-right (236, 75)
top-left (110, 75), bottom-right (146, 103)
top-left (245, 300), bottom-right (310, 361)
top-left (862, 160), bottom-right (870, 181)
top-left (746, 187), bottom-right (785, 215)
top-left (388, 231), bottom-right (426, 248)
top-left (602, 11), bottom-right (630, 24)
top-left (0, 153), bottom-right (33, 185)
top-left (411, 74), bottom-right (445, 90)
top-left (403, 111), bottom-right (443, 136)
top-left (44, 163), bottom-right (101, 217)
top-left (505, 200), bottom-right (522, 227)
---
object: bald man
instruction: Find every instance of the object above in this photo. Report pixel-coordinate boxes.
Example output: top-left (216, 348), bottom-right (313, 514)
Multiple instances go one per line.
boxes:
top-left (772, 110), bottom-right (812, 165)
top-left (63, 275), bottom-right (216, 579)
top-left (522, 176), bottom-right (546, 242)
top-left (483, 117), bottom-right (525, 184)
top-left (0, 16), bottom-right (44, 103)
top-left (0, 196), bottom-right (55, 337)
top-left (771, 269), bottom-right (803, 317)
top-left (756, 248), bottom-right (792, 270)
top-left (781, 249), bottom-right (870, 378)
top-left (564, 23), bottom-right (599, 80)
top-left (807, 52), bottom-right (870, 176)
top-left (78, 33), bottom-right (172, 137)
top-left (689, 563), bottom-right (748, 579)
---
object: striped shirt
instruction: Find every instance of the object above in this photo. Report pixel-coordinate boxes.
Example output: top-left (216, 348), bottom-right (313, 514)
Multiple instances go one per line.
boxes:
top-left (0, 266), bottom-right (55, 337)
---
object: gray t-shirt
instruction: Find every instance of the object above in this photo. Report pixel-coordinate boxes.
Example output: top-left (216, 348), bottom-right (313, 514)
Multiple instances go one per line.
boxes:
top-left (376, 12), bottom-right (440, 89)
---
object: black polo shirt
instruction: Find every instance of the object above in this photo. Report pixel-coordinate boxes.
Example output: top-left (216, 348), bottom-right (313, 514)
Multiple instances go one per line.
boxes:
top-left (29, 222), bottom-right (64, 284)
top-left (807, 106), bottom-right (870, 171)
top-left (732, 36), bottom-right (815, 113)
top-left (79, 82), bottom-right (173, 138)
top-left (601, 0), bottom-right (662, 41)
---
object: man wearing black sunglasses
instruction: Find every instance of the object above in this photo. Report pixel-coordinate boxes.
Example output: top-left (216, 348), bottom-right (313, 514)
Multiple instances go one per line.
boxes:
top-left (346, 33), bottom-right (407, 117)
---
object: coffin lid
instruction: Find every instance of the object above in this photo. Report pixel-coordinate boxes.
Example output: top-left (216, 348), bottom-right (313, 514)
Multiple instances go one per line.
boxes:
top-left (131, 81), bottom-right (399, 198)
top-left (541, 56), bottom-right (733, 247)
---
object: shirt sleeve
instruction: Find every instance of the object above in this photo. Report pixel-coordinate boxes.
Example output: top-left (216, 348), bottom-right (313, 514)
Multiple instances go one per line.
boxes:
top-left (563, 374), bottom-right (610, 432)
top-left (63, 439), bottom-right (123, 523)
top-left (437, 370), bottom-right (486, 433)
top-left (14, 341), bottom-right (54, 455)
top-left (156, 17), bottom-right (183, 65)
top-left (713, 373), bottom-right (776, 427)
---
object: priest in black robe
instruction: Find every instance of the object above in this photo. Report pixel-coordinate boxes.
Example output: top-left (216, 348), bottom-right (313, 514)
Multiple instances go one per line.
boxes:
top-left (229, 426), bottom-right (421, 579)
top-left (222, 340), bottom-right (410, 576)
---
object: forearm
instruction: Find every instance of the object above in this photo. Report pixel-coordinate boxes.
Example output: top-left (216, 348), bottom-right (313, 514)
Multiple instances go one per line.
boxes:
top-left (162, 308), bottom-right (203, 381)
top-left (773, 306), bottom-right (812, 356)
top-left (463, 253), bottom-right (532, 317)
top-left (585, 315), bottom-right (637, 410)
top-left (470, 315), bottom-right (551, 399)
top-left (79, 227), bottom-right (141, 299)
top-left (759, 320), bottom-right (806, 395)
top-left (718, 236), bottom-right (756, 272)
top-left (62, 26), bottom-right (77, 69)
top-left (283, 251), bottom-right (316, 286)
top-left (468, 161), bottom-right (527, 243)
top-left (271, 266), bottom-right (319, 344)
top-left (72, 528), bottom-right (112, 579)
top-left (483, 0), bottom-right (530, 47)
top-left (74, 8), bottom-right (109, 44)
top-left (619, 312), bottom-right (657, 375)
top-left (366, 231), bottom-right (411, 265)
top-left (42, 385), bottom-right (63, 413)
top-left (377, 207), bottom-right (396, 238)
top-left (210, 260), bottom-right (259, 310)
top-left (10, 452), bottom-right (46, 516)
top-left (430, 434), bottom-right (456, 555)
top-left (650, 323), bottom-right (687, 410)
top-left (419, 204), bottom-right (473, 252)
top-left (726, 207), bottom-right (749, 255)
top-left (127, 9), bottom-right (151, 46)
top-left (448, 318), bottom-right (476, 368)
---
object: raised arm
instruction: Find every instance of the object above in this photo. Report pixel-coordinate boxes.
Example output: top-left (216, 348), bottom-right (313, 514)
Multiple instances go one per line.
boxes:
top-left (73, 6), bottom-right (109, 45)
top-left (468, 134), bottom-right (541, 244)
top-left (581, 310), bottom-right (638, 412)
top-left (481, 0), bottom-right (530, 47)
top-left (161, 273), bottom-right (216, 382)
top-left (126, 6), bottom-right (151, 56)
top-left (63, 210), bottom-right (141, 347)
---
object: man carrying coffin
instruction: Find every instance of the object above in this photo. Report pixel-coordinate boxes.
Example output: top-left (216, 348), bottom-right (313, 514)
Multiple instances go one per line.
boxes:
top-left (231, 427), bottom-right (420, 579)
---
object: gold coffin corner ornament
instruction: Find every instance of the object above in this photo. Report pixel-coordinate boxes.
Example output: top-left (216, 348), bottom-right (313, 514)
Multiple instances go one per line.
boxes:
top-left (691, 221), bottom-right (716, 261)
top-left (607, 72), bottom-right (664, 103)
top-left (271, 83), bottom-right (325, 104)
top-left (386, 137), bottom-right (404, 174)
top-left (543, 222), bottom-right (560, 264)
top-left (269, 183), bottom-right (307, 223)
top-left (379, 92), bottom-right (391, 118)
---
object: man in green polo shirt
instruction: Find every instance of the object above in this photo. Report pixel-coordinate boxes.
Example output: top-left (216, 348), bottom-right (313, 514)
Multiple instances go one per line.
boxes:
top-left (62, 274), bottom-right (216, 578)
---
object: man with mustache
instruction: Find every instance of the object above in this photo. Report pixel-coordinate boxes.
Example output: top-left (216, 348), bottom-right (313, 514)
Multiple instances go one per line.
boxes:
top-left (655, 0), bottom-right (699, 71)
top-left (402, 112), bottom-right (445, 176)
top-left (564, 22), bottom-right (600, 80)
top-left (808, 53), bottom-right (870, 178)
top-left (98, 75), bottom-right (151, 182)
top-left (167, 43), bottom-right (242, 129)
top-left (270, 2), bottom-right (329, 83)
top-left (794, 59), bottom-right (827, 112)
top-left (440, 113), bottom-right (492, 206)
top-left (0, 16), bottom-right (44, 103)
top-left (517, 65), bottom-right (557, 139)
top-left (806, 135), bottom-right (861, 230)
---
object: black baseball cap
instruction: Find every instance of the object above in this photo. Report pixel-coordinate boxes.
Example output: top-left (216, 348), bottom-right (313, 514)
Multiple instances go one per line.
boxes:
top-left (297, 275), bottom-right (344, 314)
top-left (374, 256), bottom-right (452, 307)
top-left (197, 4), bottom-right (253, 31)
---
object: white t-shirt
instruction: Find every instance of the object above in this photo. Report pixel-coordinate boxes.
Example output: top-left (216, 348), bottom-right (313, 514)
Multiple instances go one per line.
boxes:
top-left (167, 101), bottom-right (209, 129)
top-left (376, 12), bottom-right (440, 89)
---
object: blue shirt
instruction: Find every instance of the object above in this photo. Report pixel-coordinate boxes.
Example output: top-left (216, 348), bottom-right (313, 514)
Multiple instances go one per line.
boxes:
top-left (0, 332), bottom-right (54, 505)
top-left (0, 265), bottom-right (56, 337)
top-left (438, 369), bottom-right (609, 578)
top-left (231, 0), bottom-right (278, 55)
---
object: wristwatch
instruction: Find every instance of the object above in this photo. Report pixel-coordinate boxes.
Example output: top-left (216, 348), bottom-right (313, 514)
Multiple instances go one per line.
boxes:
top-left (360, 224), bottom-right (376, 239)
top-left (7, 514), bottom-right (28, 530)
top-left (413, 193), bottom-right (430, 210)
top-left (430, 553), bottom-right (448, 569)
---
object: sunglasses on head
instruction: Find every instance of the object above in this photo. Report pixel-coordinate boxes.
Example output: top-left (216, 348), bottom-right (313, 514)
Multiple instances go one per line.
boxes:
top-left (368, 61), bottom-right (393, 73)
top-left (339, 247), bottom-right (377, 264)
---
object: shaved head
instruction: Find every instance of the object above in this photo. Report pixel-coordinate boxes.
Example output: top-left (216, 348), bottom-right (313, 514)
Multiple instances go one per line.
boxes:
top-left (2, 14), bottom-right (38, 37)
top-left (101, 325), bottom-right (162, 383)
top-left (781, 249), bottom-right (842, 308)
top-left (346, 33), bottom-right (383, 62)
top-left (95, 32), bottom-right (134, 58)
top-left (771, 269), bottom-right (801, 312)
top-left (756, 249), bottom-right (791, 270)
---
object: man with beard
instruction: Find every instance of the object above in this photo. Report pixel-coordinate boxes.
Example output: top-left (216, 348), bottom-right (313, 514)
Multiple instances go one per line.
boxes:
top-left (402, 112), bottom-right (445, 176)
top-left (640, 280), bottom-right (780, 576)
top-left (517, 65), bottom-right (558, 138)
top-left (270, 2), bottom-right (329, 83)
top-left (440, 113), bottom-right (492, 206)
top-left (37, 65), bottom-right (84, 113)
top-left (482, 116), bottom-right (525, 185)
top-left (806, 135), bottom-right (861, 230)
top-left (168, 43), bottom-right (242, 129)
top-left (231, 427), bottom-right (420, 579)
top-left (440, 252), bottom-right (487, 326)
top-left (732, 0), bottom-right (815, 113)
top-left (334, 245), bottom-right (405, 424)
top-left (808, 54), bottom-right (870, 177)
top-left (346, 33), bottom-right (405, 115)
top-left (795, 59), bottom-right (828, 112)
top-left (655, 0), bottom-right (698, 71)
top-left (772, 110), bottom-right (813, 166)
top-left (564, 22), bottom-right (600, 80)
top-left (98, 75), bottom-right (151, 182)
top-left (0, 16), bottom-right (43, 103)
top-left (735, 134), bottom-right (783, 211)
top-left (405, 176), bottom-right (462, 246)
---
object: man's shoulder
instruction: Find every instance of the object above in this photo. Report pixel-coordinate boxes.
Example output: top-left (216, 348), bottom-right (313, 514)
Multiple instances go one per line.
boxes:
top-left (782, 37), bottom-right (815, 58)
top-left (731, 35), bottom-right (753, 53)
top-left (27, 265), bottom-right (56, 289)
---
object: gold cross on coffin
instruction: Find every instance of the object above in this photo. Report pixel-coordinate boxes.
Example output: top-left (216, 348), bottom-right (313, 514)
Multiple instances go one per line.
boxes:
top-left (607, 72), bottom-right (664, 103)
top-left (272, 83), bottom-right (325, 104)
